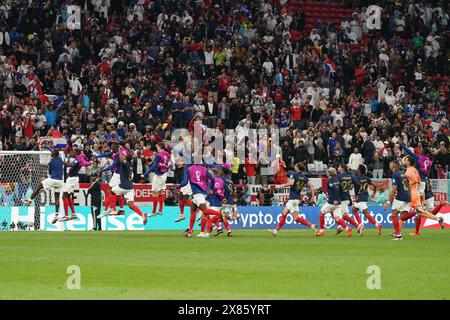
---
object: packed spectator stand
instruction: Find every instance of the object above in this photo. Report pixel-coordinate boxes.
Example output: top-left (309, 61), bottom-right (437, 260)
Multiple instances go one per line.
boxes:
top-left (0, 0), bottom-right (448, 198)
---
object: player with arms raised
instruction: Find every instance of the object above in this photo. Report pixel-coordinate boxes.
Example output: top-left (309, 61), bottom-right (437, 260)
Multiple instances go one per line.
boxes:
top-left (143, 143), bottom-right (171, 216)
top-left (22, 149), bottom-right (64, 224)
top-left (268, 162), bottom-right (317, 236)
top-left (110, 149), bottom-right (148, 224)
top-left (97, 143), bottom-right (126, 217)
top-left (60, 149), bottom-right (92, 221)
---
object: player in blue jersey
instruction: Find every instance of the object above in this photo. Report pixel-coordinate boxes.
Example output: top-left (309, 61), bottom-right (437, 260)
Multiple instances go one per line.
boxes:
top-left (316, 167), bottom-right (352, 237)
top-left (97, 143), bottom-right (126, 216)
top-left (400, 143), bottom-right (432, 199)
top-left (200, 167), bottom-right (235, 238)
top-left (205, 166), bottom-right (239, 237)
top-left (110, 150), bottom-right (148, 224)
top-left (179, 163), bottom-right (218, 237)
top-left (410, 176), bottom-right (448, 236)
top-left (268, 162), bottom-right (317, 236)
top-left (143, 142), bottom-right (171, 216)
top-left (60, 149), bottom-right (92, 221)
top-left (335, 164), bottom-right (362, 235)
top-left (352, 164), bottom-right (382, 236)
top-left (23, 149), bottom-right (64, 224)
top-left (384, 160), bottom-right (411, 240)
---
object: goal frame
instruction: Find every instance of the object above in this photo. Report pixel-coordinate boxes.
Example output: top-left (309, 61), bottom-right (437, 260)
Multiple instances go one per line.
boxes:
top-left (0, 150), bottom-right (58, 230)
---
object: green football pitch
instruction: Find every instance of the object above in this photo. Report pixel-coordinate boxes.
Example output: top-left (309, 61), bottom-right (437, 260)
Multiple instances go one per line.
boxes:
top-left (1, 229), bottom-right (449, 300)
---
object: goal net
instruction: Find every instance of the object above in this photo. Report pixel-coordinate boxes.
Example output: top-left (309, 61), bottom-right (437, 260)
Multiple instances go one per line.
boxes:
top-left (0, 151), bottom-right (54, 231)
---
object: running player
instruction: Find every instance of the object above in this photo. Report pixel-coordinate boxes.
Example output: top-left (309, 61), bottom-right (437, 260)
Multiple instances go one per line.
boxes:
top-left (61, 149), bottom-right (92, 221)
top-left (179, 163), bottom-right (218, 238)
top-left (336, 164), bottom-right (362, 235)
top-left (22, 149), bottom-right (64, 224)
top-left (400, 143), bottom-right (432, 199)
top-left (143, 142), bottom-right (171, 216)
top-left (316, 167), bottom-right (352, 237)
top-left (352, 164), bottom-right (382, 236)
top-left (384, 160), bottom-right (411, 240)
top-left (268, 162), bottom-right (317, 236)
top-left (401, 156), bottom-right (444, 229)
top-left (110, 150), bottom-right (148, 224)
top-left (410, 176), bottom-right (448, 235)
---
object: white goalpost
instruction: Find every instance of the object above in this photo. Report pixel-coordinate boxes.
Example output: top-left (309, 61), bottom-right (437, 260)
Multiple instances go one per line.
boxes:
top-left (0, 151), bottom-right (56, 231)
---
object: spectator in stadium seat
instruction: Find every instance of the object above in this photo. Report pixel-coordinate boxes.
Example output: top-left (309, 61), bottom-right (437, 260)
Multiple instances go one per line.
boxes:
top-left (348, 148), bottom-right (363, 173)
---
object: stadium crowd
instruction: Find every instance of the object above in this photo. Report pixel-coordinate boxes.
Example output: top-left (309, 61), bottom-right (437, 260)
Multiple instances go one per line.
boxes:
top-left (0, 0), bottom-right (448, 194)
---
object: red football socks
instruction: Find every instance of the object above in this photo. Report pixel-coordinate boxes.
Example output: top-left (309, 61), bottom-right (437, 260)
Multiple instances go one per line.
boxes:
top-left (222, 218), bottom-right (231, 231)
top-left (364, 213), bottom-right (377, 225)
top-left (275, 214), bottom-right (287, 231)
top-left (401, 210), bottom-right (416, 221)
top-left (319, 214), bottom-right (325, 229)
top-left (432, 203), bottom-right (445, 215)
top-left (337, 219), bottom-right (348, 228)
top-left (200, 217), bottom-right (207, 232)
top-left (344, 215), bottom-right (359, 228)
top-left (63, 198), bottom-right (69, 217)
top-left (188, 207), bottom-right (196, 233)
top-left (109, 194), bottom-right (117, 211)
top-left (392, 215), bottom-right (401, 235)
top-left (353, 212), bottom-right (361, 224)
top-left (158, 195), bottom-right (164, 212)
top-left (129, 204), bottom-right (144, 217)
top-left (415, 216), bottom-right (422, 233)
top-left (68, 197), bottom-right (75, 214)
top-left (295, 216), bottom-right (312, 227)
top-left (118, 195), bottom-right (124, 210)
top-left (179, 200), bottom-right (185, 216)
top-left (202, 208), bottom-right (221, 216)
top-left (152, 195), bottom-right (158, 214)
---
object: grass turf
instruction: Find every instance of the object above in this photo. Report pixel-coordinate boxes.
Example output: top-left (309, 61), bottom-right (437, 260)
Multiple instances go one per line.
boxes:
top-left (0, 229), bottom-right (449, 299)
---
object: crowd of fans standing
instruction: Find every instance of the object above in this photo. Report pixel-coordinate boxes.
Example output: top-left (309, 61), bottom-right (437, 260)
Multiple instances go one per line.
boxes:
top-left (0, 0), bottom-right (448, 191)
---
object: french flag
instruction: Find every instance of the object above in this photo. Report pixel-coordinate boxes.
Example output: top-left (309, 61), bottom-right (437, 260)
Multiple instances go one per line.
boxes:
top-left (38, 136), bottom-right (68, 150)
top-left (323, 58), bottom-right (336, 75)
top-left (39, 94), bottom-right (65, 107)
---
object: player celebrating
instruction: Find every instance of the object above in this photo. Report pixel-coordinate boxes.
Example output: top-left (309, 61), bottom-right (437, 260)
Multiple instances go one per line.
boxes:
top-left (316, 167), bottom-right (352, 237)
top-left (60, 150), bottom-right (92, 221)
top-left (400, 143), bottom-right (432, 199)
top-left (174, 158), bottom-right (193, 223)
top-left (179, 163), bottom-right (218, 238)
top-left (352, 164), bottom-right (382, 236)
top-left (384, 160), bottom-right (411, 240)
top-left (143, 142), bottom-right (171, 216)
top-left (97, 143), bottom-right (125, 217)
top-left (336, 164), bottom-right (362, 235)
top-left (401, 156), bottom-right (444, 229)
top-left (110, 149), bottom-right (148, 224)
top-left (410, 176), bottom-right (448, 236)
top-left (201, 169), bottom-right (233, 238)
top-left (22, 149), bottom-right (64, 224)
top-left (268, 162), bottom-right (317, 236)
